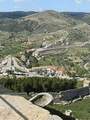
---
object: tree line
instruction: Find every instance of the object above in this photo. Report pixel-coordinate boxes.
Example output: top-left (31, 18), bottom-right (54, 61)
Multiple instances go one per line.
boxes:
top-left (0, 77), bottom-right (77, 95)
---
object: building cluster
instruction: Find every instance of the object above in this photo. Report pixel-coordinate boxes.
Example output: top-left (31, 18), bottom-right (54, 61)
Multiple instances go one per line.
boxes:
top-left (30, 66), bottom-right (69, 78)
top-left (0, 55), bottom-right (70, 79)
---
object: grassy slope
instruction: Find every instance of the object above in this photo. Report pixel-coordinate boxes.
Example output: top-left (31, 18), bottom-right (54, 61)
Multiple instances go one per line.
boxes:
top-left (48, 98), bottom-right (90, 120)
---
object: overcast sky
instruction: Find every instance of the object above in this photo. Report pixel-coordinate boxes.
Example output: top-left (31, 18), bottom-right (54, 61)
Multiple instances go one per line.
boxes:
top-left (0, 0), bottom-right (90, 12)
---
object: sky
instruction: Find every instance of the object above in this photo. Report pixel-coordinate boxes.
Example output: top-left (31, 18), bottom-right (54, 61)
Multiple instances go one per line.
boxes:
top-left (0, 0), bottom-right (90, 12)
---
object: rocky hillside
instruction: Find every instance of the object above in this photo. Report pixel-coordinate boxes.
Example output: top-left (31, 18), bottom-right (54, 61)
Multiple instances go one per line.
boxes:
top-left (0, 10), bottom-right (90, 77)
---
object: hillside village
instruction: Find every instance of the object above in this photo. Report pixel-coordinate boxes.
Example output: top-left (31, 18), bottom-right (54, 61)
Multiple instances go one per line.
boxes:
top-left (0, 55), bottom-right (69, 79)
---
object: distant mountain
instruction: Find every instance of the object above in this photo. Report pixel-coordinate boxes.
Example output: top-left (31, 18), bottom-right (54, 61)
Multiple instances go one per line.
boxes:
top-left (61, 12), bottom-right (88, 19)
top-left (23, 10), bottom-right (81, 33)
top-left (0, 10), bottom-right (90, 33)
top-left (0, 10), bottom-right (82, 33)
top-left (0, 11), bottom-right (37, 19)
top-left (61, 12), bottom-right (90, 24)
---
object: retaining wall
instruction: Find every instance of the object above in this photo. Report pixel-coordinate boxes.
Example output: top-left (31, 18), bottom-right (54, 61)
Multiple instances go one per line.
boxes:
top-left (53, 87), bottom-right (90, 103)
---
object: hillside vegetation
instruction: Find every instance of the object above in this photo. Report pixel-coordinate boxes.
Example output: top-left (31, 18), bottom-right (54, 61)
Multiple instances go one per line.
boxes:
top-left (0, 77), bottom-right (77, 94)
top-left (48, 98), bottom-right (90, 120)
top-left (0, 10), bottom-right (90, 76)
